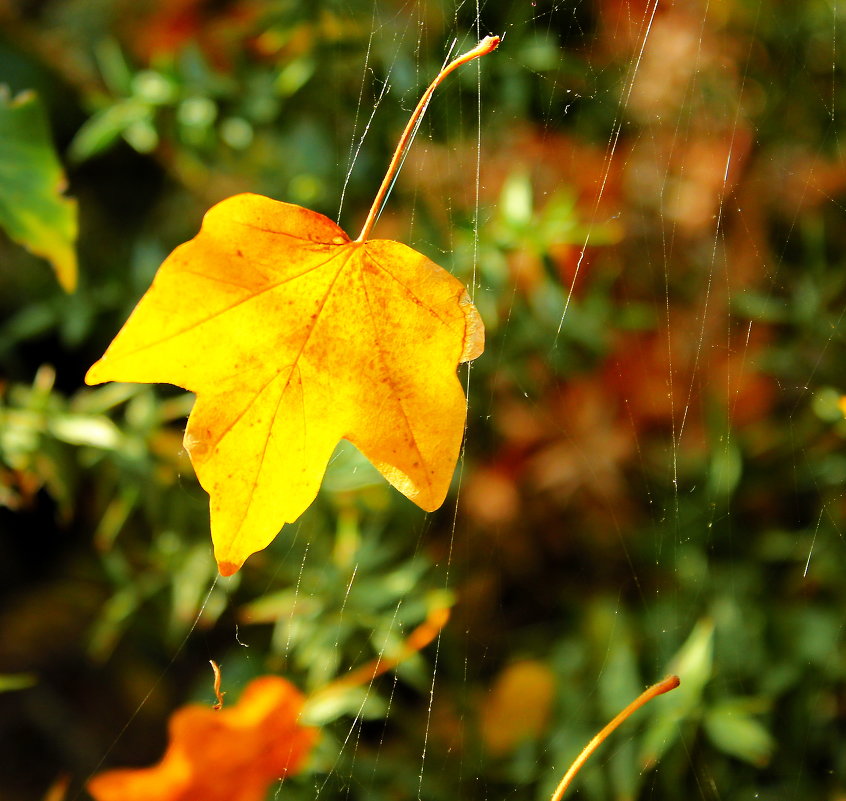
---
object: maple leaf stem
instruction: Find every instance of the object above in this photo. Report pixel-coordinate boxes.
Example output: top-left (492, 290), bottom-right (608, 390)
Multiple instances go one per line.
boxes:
top-left (355, 35), bottom-right (500, 243)
top-left (210, 659), bottom-right (226, 710)
top-left (549, 675), bottom-right (681, 801)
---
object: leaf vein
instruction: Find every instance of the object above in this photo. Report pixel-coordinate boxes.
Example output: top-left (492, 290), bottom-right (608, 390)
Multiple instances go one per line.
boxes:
top-left (229, 249), bottom-right (355, 541)
top-left (236, 219), bottom-right (346, 244)
top-left (112, 250), bottom-right (344, 362)
top-left (359, 265), bottom-right (432, 495)
top-left (366, 249), bottom-right (454, 329)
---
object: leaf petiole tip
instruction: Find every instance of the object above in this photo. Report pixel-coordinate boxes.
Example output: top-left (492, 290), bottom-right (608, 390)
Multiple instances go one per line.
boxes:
top-left (549, 674), bottom-right (681, 801)
top-left (356, 35), bottom-right (500, 242)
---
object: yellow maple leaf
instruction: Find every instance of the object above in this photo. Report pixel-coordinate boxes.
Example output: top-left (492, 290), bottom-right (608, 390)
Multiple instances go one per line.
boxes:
top-left (86, 194), bottom-right (482, 573)
top-left (86, 38), bottom-right (499, 574)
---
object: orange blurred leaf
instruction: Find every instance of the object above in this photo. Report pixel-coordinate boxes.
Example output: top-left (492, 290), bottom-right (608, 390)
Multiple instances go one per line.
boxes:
top-left (86, 193), bottom-right (483, 575)
top-left (87, 676), bottom-right (317, 801)
top-left (480, 660), bottom-right (556, 755)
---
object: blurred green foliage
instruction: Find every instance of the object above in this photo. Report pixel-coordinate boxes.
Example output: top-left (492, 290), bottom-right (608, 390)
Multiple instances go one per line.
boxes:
top-left (1, 1), bottom-right (846, 800)
top-left (0, 87), bottom-right (77, 290)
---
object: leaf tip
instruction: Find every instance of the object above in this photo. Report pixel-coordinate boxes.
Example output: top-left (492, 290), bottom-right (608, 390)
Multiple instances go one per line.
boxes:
top-left (55, 247), bottom-right (78, 293)
top-left (84, 361), bottom-right (105, 386)
top-left (459, 293), bottom-right (485, 363)
top-left (218, 560), bottom-right (241, 577)
top-left (662, 674), bottom-right (681, 693)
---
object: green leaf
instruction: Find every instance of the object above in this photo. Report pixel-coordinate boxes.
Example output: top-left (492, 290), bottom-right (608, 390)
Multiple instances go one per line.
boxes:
top-left (639, 618), bottom-right (714, 768)
top-left (68, 98), bottom-right (152, 162)
top-left (0, 87), bottom-right (78, 291)
top-left (0, 673), bottom-right (36, 693)
top-left (704, 699), bottom-right (774, 766)
top-left (301, 684), bottom-right (388, 726)
top-left (708, 441), bottom-right (743, 497)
